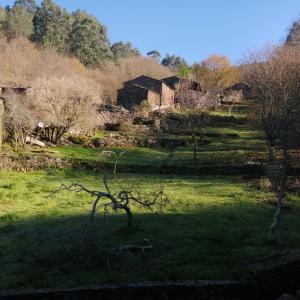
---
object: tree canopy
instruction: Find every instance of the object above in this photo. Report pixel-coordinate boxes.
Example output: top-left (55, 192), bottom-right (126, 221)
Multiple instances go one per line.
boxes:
top-left (161, 54), bottom-right (188, 70)
top-left (32, 0), bottom-right (71, 53)
top-left (70, 10), bottom-right (112, 67)
top-left (192, 55), bottom-right (240, 93)
top-left (110, 41), bottom-right (140, 60)
top-left (286, 19), bottom-right (300, 47)
top-left (1, 0), bottom-right (36, 38)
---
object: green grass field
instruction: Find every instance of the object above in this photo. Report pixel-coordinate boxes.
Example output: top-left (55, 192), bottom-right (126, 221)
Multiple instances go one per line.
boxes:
top-left (0, 170), bottom-right (299, 289)
top-left (0, 107), bottom-right (299, 290)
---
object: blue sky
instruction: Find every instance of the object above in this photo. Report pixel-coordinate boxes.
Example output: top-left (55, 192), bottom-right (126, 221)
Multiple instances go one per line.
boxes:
top-left (1, 0), bottom-right (300, 64)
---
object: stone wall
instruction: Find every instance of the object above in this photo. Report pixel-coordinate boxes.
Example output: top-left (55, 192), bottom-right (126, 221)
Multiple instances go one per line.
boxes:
top-left (161, 83), bottom-right (174, 107)
top-left (117, 85), bottom-right (149, 110)
top-left (147, 90), bottom-right (160, 109)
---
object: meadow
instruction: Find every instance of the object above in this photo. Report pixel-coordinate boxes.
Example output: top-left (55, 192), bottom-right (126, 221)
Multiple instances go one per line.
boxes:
top-left (0, 169), bottom-right (299, 289)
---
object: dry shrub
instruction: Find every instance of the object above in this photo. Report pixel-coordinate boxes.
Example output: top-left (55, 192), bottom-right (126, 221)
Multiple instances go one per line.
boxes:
top-left (0, 37), bottom-right (103, 143)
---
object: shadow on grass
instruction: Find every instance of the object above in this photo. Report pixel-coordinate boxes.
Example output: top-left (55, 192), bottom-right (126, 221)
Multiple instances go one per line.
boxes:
top-left (0, 201), bottom-right (299, 291)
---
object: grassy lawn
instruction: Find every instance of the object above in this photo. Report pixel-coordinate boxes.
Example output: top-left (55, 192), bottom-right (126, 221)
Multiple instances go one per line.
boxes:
top-left (0, 170), bottom-right (299, 289)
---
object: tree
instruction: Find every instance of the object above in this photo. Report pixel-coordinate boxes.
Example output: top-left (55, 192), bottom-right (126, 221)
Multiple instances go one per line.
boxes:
top-left (3, 4), bottom-right (34, 39)
top-left (1, 1), bottom-right (36, 39)
top-left (13, 0), bottom-right (36, 13)
top-left (110, 41), bottom-right (140, 60)
top-left (286, 19), bottom-right (300, 47)
top-left (32, 0), bottom-right (71, 53)
top-left (161, 54), bottom-right (189, 71)
top-left (187, 112), bottom-right (209, 160)
top-left (70, 10), bottom-right (112, 67)
top-left (32, 74), bottom-right (101, 144)
top-left (244, 45), bottom-right (300, 242)
top-left (0, 6), bottom-right (7, 32)
top-left (147, 49), bottom-right (161, 61)
top-left (3, 91), bottom-right (37, 149)
top-left (192, 55), bottom-right (240, 94)
top-left (50, 151), bottom-right (169, 227)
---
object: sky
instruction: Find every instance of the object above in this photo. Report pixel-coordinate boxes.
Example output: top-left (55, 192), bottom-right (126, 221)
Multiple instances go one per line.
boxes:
top-left (1, 0), bottom-right (300, 64)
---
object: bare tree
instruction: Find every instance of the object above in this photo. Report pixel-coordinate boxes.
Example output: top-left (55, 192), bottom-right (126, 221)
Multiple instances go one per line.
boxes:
top-left (175, 80), bottom-right (218, 109)
top-left (178, 111), bottom-right (210, 160)
top-left (49, 151), bottom-right (169, 227)
top-left (32, 75), bottom-right (101, 144)
top-left (3, 91), bottom-right (37, 149)
top-left (244, 45), bottom-right (300, 241)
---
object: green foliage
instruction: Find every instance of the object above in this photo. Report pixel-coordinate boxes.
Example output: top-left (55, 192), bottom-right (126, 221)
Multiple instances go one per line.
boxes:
top-left (161, 53), bottom-right (189, 71)
top-left (286, 19), bottom-right (300, 46)
top-left (147, 49), bottom-right (161, 60)
top-left (1, 0), bottom-right (36, 38)
top-left (69, 10), bottom-right (112, 67)
top-left (0, 6), bottom-right (6, 31)
top-left (13, 0), bottom-right (36, 13)
top-left (110, 41), bottom-right (140, 60)
top-left (32, 0), bottom-right (72, 53)
top-left (177, 64), bottom-right (190, 79)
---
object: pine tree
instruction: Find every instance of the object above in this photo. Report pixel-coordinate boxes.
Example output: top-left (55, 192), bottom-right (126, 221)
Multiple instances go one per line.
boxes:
top-left (2, 0), bottom-right (36, 38)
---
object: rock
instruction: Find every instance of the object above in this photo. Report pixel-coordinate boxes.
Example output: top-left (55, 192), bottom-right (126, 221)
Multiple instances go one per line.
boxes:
top-left (25, 136), bottom-right (46, 147)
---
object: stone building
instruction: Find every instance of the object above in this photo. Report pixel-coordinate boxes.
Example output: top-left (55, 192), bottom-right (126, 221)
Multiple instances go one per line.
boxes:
top-left (117, 75), bottom-right (174, 110)
top-left (162, 76), bottom-right (201, 92)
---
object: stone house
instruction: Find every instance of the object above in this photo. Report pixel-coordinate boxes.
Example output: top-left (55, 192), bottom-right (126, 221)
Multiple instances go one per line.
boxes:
top-left (117, 75), bottom-right (174, 110)
top-left (162, 76), bottom-right (201, 92)
top-left (223, 83), bottom-right (252, 100)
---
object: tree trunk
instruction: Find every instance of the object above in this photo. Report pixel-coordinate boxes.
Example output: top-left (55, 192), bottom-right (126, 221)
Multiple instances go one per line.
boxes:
top-left (192, 133), bottom-right (198, 160)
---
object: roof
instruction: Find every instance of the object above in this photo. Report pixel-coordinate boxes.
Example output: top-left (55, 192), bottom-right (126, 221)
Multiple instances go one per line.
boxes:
top-left (162, 76), bottom-right (200, 90)
top-left (124, 75), bottom-right (172, 94)
top-left (118, 83), bottom-right (160, 95)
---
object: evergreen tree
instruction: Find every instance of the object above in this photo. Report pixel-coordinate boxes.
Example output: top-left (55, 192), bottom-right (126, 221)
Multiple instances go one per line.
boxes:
top-left (161, 54), bottom-right (189, 71)
top-left (32, 0), bottom-right (71, 53)
top-left (2, 0), bottom-right (36, 39)
top-left (147, 49), bottom-right (161, 60)
top-left (13, 0), bottom-right (36, 13)
top-left (111, 41), bottom-right (140, 60)
top-left (286, 20), bottom-right (300, 47)
top-left (0, 6), bottom-right (6, 32)
top-left (70, 10), bottom-right (112, 67)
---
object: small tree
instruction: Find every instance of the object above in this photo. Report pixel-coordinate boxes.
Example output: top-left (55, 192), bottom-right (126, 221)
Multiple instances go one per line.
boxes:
top-left (177, 111), bottom-right (210, 160)
top-left (49, 151), bottom-right (169, 227)
top-left (3, 92), bottom-right (37, 149)
top-left (244, 45), bottom-right (300, 241)
top-left (161, 54), bottom-right (189, 71)
top-left (32, 75), bottom-right (100, 144)
top-left (192, 55), bottom-right (240, 96)
top-left (111, 41), bottom-right (140, 60)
